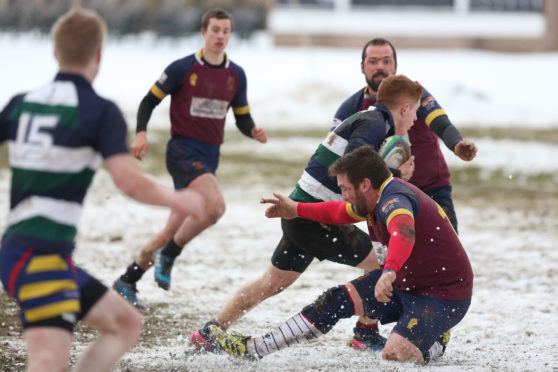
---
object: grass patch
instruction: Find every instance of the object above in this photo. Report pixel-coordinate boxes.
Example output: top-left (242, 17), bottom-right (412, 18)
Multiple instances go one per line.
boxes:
top-left (459, 127), bottom-right (558, 144)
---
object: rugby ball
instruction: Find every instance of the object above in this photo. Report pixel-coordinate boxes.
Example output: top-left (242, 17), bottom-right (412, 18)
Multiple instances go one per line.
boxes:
top-left (378, 135), bottom-right (411, 169)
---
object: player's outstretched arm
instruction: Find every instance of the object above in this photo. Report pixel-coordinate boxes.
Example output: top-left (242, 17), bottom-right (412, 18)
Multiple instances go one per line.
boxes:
top-left (454, 140), bottom-right (477, 161)
top-left (104, 153), bottom-right (203, 216)
top-left (261, 192), bottom-right (298, 219)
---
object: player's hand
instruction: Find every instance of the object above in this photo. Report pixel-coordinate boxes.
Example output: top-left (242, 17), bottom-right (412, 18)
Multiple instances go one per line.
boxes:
top-left (252, 127), bottom-right (268, 143)
top-left (454, 140), bottom-right (477, 161)
top-left (261, 192), bottom-right (298, 219)
top-left (398, 155), bottom-right (415, 181)
top-left (375, 270), bottom-right (396, 302)
top-left (131, 131), bottom-right (148, 160)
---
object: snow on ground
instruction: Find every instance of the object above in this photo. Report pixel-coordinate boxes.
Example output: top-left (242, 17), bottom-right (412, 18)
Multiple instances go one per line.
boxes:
top-left (1, 31), bottom-right (558, 371)
top-left (1, 138), bottom-right (557, 371)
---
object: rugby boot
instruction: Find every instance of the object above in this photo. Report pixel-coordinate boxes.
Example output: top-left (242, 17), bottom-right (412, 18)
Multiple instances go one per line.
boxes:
top-left (113, 278), bottom-right (144, 308)
top-left (207, 324), bottom-right (257, 360)
top-left (191, 320), bottom-right (221, 352)
top-left (154, 249), bottom-right (174, 290)
top-left (430, 330), bottom-right (451, 361)
top-left (348, 326), bottom-right (387, 351)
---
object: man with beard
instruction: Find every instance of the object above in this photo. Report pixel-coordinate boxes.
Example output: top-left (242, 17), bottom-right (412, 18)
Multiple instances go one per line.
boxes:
top-left (191, 75), bottom-right (422, 353)
top-left (334, 38), bottom-right (477, 350)
top-left (207, 145), bottom-right (473, 366)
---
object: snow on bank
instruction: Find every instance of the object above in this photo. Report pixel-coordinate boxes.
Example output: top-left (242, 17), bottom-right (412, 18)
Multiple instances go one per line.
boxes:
top-left (1, 32), bottom-right (558, 131)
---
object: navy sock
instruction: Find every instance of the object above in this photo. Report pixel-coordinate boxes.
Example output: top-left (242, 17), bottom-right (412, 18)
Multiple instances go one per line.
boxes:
top-left (161, 238), bottom-right (183, 258)
top-left (121, 262), bottom-right (145, 284)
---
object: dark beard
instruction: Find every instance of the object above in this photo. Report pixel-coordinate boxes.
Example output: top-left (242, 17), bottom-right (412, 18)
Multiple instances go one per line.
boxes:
top-left (353, 193), bottom-right (369, 217)
top-left (366, 72), bottom-right (388, 92)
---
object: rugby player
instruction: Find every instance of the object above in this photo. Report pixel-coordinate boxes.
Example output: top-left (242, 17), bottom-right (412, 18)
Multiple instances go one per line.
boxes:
top-left (191, 75), bottom-right (423, 352)
top-left (0, 8), bottom-right (202, 371)
top-left (209, 145), bottom-right (473, 365)
top-left (113, 8), bottom-right (267, 308)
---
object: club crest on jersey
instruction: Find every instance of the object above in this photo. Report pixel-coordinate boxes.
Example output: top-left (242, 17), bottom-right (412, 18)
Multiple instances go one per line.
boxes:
top-left (227, 77), bottom-right (235, 91)
top-left (381, 197), bottom-right (399, 213)
top-left (407, 318), bottom-right (418, 330)
top-left (158, 72), bottom-right (168, 85)
top-left (190, 73), bottom-right (198, 87)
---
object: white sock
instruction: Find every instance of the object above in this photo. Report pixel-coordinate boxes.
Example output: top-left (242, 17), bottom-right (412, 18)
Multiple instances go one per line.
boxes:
top-left (428, 340), bottom-right (444, 361)
top-left (246, 313), bottom-right (323, 358)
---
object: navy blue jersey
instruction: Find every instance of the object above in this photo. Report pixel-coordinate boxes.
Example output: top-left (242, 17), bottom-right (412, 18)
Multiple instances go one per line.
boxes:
top-left (335, 87), bottom-right (451, 189)
top-left (0, 73), bottom-right (129, 255)
top-left (291, 103), bottom-right (395, 203)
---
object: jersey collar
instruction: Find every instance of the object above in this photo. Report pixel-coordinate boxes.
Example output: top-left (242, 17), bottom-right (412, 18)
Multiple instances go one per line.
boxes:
top-left (377, 175), bottom-right (394, 197)
top-left (196, 49), bottom-right (229, 68)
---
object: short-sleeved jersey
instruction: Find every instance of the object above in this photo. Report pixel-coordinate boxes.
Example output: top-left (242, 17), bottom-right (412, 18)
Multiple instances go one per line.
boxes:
top-left (291, 103), bottom-right (395, 203)
top-left (335, 87), bottom-right (451, 189)
top-left (368, 177), bottom-right (473, 300)
top-left (151, 49), bottom-right (250, 146)
top-left (297, 177), bottom-right (473, 300)
top-left (0, 73), bottom-right (129, 255)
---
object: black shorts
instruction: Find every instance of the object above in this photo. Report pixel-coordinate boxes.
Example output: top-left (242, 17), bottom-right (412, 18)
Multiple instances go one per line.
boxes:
top-left (271, 217), bottom-right (372, 273)
top-left (424, 184), bottom-right (458, 233)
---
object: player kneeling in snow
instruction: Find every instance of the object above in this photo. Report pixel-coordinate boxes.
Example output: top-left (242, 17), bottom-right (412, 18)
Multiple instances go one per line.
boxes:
top-left (207, 145), bottom-right (473, 365)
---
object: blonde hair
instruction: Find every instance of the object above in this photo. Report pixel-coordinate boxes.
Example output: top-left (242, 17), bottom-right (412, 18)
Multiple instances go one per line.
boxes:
top-left (51, 7), bottom-right (106, 67)
top-left (377, 75), bottom-right (423, 110)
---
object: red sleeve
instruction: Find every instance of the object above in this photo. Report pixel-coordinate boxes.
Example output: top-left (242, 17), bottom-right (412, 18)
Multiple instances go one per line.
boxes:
top-left (297, 201), bottom-right (363, 225)
top-left (383, 214), bottom-right (415, 272)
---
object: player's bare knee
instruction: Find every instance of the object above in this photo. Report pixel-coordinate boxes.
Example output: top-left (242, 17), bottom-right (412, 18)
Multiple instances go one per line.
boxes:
top-left (29, 349), bottom-right (68, 372)
top-left (115, 307), bottom-right (142, 343)
top-left (206, 202), bottom-right (225, 225)
top-left (382, 347), bottom-right (399, 362)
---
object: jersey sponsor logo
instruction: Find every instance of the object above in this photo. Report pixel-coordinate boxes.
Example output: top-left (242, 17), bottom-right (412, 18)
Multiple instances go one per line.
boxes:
top-left (227, 77), bottom-right (235, 91)
top-left (381, 197), bottom-right (399, 213)
top-left (190, 97), bottom-right (228, 119)
top-left (158, 72), bottom-right (168, 85)
top-left (190, 73), bottom-right (197, 87)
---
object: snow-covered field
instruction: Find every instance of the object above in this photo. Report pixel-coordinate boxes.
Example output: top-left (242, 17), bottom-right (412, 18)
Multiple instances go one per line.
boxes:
top-left (1, 31), bottom-right (558, 371)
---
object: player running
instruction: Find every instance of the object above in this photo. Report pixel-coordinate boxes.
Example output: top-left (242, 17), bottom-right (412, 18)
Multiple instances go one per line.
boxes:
top-left (113, 8), bottom-right (267, 308)
top-left (0, 8), bottom-right (202, 371)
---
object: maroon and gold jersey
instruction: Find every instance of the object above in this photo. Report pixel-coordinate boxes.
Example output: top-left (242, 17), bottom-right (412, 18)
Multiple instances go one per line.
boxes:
top-left (151, 49), bottom-right (250, 145)
top-left (297, 176), bottom-right (473, 301)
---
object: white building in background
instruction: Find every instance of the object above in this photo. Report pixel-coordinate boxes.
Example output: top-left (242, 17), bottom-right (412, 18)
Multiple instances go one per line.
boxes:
top-left (268, 0), bottom-right (558, 51)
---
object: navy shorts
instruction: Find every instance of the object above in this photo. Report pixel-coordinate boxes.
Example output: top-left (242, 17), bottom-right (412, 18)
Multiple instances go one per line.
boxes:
top-left (347, 269), bottom-right (470, 361)
top-left (423, 184), bottom-right (458, 233)
top-left (166, 136), bottom-right (220, 189)
top-left (271, 217), bottom-right (372, 273)
top-left (0, 245), bottom-right (108, 332)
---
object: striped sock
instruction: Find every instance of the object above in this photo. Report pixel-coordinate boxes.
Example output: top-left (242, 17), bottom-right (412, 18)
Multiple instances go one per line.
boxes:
top-left (246, 313), bottom-right (323, 358)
